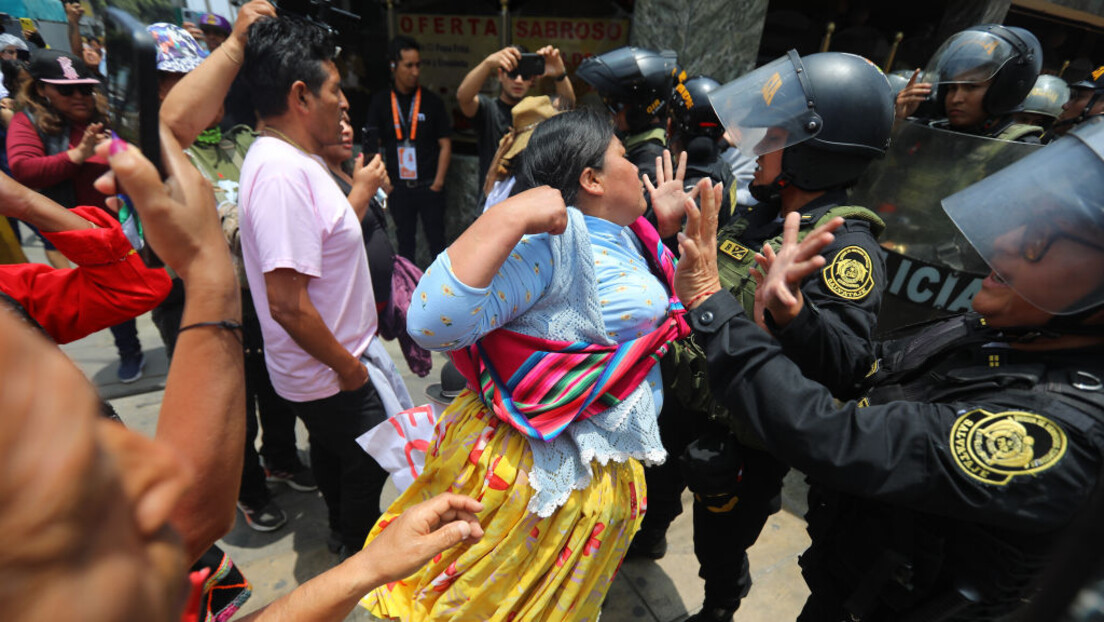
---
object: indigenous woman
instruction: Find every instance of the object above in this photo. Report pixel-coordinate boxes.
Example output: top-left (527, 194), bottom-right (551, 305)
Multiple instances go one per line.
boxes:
top-left (360, 107), bottom-right (692, 620)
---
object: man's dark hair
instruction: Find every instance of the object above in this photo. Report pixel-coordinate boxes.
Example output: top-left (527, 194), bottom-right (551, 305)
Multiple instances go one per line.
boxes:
top-left (515, 107), bottom-right (613, 206)
top-left (388, 35), bottom-right (419, 64)
top-left (242, 18), bottom-right (336, 119)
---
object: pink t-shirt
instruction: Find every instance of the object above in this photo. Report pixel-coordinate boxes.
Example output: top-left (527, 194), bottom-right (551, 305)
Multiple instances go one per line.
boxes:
top-left (238, 136), bottom-right (377, 402)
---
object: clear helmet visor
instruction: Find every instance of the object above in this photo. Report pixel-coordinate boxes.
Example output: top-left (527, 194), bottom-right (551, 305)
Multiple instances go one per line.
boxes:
top-left (942, 116), bottom-right (1104, 315)
top-left (708, 52), bottom-right (823, 157)
top-left (922, 30), bottom-right (1019, 85)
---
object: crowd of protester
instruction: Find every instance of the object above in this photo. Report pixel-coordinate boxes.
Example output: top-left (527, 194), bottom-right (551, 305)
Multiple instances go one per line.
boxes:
top-left (0, 2), bottom-right (1102, 622)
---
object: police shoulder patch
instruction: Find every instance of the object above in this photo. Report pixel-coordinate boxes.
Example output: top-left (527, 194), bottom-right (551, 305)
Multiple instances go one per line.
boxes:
top-left (949, 409), bottom-right (1068, 486)
top-left (822, 245), bottom-right (875, 300)
top-left (719, 239), bottom-right (752, 262)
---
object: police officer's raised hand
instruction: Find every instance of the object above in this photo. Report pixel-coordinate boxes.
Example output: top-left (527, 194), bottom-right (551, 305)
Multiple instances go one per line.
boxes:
top-left (675, 178), bottom-right (723, 309)
top-left (895, 69), bottom-right (932, 120)
top-left (750, 213), bottom-right (843, 328)
top-left (645, 149), bottom-right (698, 238)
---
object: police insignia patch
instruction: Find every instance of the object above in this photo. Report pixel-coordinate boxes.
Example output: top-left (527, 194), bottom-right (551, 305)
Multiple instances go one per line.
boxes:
top-left (950, 409), bottom-right (1067, 485)
top-left (719, 240), bottom-right (752, 261)
top-left (823, 245), bottom-right (875, 300)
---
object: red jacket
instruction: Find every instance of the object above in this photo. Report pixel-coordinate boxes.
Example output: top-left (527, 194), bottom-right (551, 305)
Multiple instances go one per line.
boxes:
top-left (0, 206), bottom-right (171, 343)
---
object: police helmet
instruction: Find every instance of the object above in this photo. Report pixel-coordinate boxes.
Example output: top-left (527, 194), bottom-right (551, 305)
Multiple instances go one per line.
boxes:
top-left (710, 50), bottom-right (894, 191)
top-left (943, 115), bottom-right (1104, 317)
top-left (887, 69), bottom-right (913, 96)
top-left (1021, 74), bottom-right (1070, 119)
top-left (1066, 65), bottom-right (1104, 125)
top-left (669, 75), bottom-right (724, 140)
top-left (577, 47), bottom-right (680, 126)
top-left (1071, 65), bottom-right (1104, 94)
top-left (923, 24), bottom-right (1042, 117)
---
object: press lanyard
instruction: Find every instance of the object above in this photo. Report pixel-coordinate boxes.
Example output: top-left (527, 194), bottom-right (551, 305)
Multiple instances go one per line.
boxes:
top-left (390, 87), bottom-right (421, 141)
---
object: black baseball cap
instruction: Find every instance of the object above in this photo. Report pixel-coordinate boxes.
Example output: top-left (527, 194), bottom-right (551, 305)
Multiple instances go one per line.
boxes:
top-left (30, 49), bottom-right (99, 85)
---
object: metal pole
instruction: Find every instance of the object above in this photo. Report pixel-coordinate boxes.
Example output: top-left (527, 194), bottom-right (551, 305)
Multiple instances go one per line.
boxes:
top-left (819, 21), bottom-right (835, 53)
top-left (500, 0), bottom-right (509, 48)
top-left (387, 0), bottom-right (394, 40)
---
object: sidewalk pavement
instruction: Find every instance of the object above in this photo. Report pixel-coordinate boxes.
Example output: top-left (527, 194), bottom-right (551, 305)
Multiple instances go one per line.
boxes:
top-left (42, 224), bottom-right (811, 621)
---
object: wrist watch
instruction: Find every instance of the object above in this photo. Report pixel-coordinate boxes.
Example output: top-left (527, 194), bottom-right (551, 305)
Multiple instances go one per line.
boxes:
top-left (554, 72), bottom-right (568, 82)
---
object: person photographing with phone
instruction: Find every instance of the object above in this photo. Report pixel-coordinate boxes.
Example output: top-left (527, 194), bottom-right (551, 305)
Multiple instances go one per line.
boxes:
top-left (456, 43), bottom-right (575, 187)
top-left (364, 35), bottom-right (451, 264)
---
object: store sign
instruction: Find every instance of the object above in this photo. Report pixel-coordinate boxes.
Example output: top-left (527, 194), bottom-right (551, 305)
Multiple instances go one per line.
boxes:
top-left (513, 17), bottom-right (630, 72)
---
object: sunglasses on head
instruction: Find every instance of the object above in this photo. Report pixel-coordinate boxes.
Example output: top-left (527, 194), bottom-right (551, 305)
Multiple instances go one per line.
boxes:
top-left (53, 83), bottom-right (95, 97)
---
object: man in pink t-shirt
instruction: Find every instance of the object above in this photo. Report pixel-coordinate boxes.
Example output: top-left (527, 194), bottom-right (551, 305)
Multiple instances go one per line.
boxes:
top-left (237, 18), bottom-right (411, 556)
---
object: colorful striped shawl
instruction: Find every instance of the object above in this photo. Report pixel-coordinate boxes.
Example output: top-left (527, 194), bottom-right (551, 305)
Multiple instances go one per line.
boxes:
top-left (450, 217), bottom-right (689, 441)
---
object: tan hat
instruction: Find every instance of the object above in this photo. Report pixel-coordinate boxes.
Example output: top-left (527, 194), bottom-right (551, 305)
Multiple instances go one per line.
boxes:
top-left (500, 96), bottom-right (560, 163)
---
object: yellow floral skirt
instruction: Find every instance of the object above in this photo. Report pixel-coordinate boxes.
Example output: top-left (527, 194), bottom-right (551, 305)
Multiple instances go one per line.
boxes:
top-left (359, 390), bottom-right (647, 621)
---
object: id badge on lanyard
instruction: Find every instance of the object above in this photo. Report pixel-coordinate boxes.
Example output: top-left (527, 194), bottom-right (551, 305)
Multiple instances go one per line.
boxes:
top-left (391, 88), bottom-right (421, 181)
top-left (398, 140), bottom-right (417, 180)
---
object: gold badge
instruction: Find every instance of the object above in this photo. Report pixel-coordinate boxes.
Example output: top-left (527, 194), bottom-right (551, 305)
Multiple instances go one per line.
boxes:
top-left (719, 239), bottom-right (752, 261)
top-left (822, 245), bottom-right (875, 300)
top-left (761, 72), bottom-right (782, 106)
top-left (950, 409), bottom-right (1067, 486)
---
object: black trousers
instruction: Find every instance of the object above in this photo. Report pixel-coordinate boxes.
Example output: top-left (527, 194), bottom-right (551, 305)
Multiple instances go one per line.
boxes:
top-left (289, 379), bottom-right (389, 552)
top-left (389, 183), bottom-right (446, 262)
top-left (641, 399), bottom-right (790, 607)
top-left (151, 278), bottom-right (186, 359)
top-left (238, 291), bottom-right (302, 507)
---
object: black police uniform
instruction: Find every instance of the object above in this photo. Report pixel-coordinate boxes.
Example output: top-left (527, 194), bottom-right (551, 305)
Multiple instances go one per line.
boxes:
top-left (689, 293), bottom-right (1104, 621)
top-left (641, 191), bottom-right (887, 610)
top-left (683, 147), bottom-right (737, 225)
top-left (625, 122), bottom-right (666, 187)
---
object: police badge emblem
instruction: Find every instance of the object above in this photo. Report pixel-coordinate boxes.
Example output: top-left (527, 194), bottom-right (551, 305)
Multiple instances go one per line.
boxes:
top-left (823, 245), bottom-right (875, 300)
top-left (950, 409), bottom-right (1068, 485)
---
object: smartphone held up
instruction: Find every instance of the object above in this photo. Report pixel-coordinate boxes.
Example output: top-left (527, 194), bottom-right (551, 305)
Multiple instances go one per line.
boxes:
top-left (104, 7), bottom-right (161, 176)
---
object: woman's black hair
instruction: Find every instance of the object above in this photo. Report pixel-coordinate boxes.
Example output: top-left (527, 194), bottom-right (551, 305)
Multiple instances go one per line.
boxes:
top-left (514, 107), bottom-right (613, 206)
top-left (242, 17), bottom-right (336, 119)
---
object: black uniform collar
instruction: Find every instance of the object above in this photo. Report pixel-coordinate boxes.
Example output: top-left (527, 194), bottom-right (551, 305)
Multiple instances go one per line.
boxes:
top-left (742, 189), bottom-right (848, 240)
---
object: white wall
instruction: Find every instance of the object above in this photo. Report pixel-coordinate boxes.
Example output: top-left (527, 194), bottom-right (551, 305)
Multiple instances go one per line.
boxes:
top-left (184, 0), bottom-right (238, 22)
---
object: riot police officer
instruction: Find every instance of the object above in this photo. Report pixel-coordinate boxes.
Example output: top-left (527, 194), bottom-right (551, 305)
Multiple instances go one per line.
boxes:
top-left (635, 50), bottom-right (895, 622)
top-left (897, 24), bottom-right (1044, 142)
top-left (624, 73), bottom-right (743, 618)
top-left (1048, 65), bottom-right (1104, 139)
top-left (576, 46), bottom-right (680, 183)
top-left (667, 75), bottom-right (737, 223)
top-left (674, 114), bottom-right (1104, 622)
top-left (1014, 74), bottom-right (1070, 131)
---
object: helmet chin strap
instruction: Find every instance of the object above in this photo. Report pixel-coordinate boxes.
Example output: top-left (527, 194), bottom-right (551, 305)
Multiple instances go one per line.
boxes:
top-left (748, 171), bottom-right (790, 205)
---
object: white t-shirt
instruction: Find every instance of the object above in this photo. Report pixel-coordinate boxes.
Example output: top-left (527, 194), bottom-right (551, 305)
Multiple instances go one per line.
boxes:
top-left (238, 136), bottom-right (377, 402)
